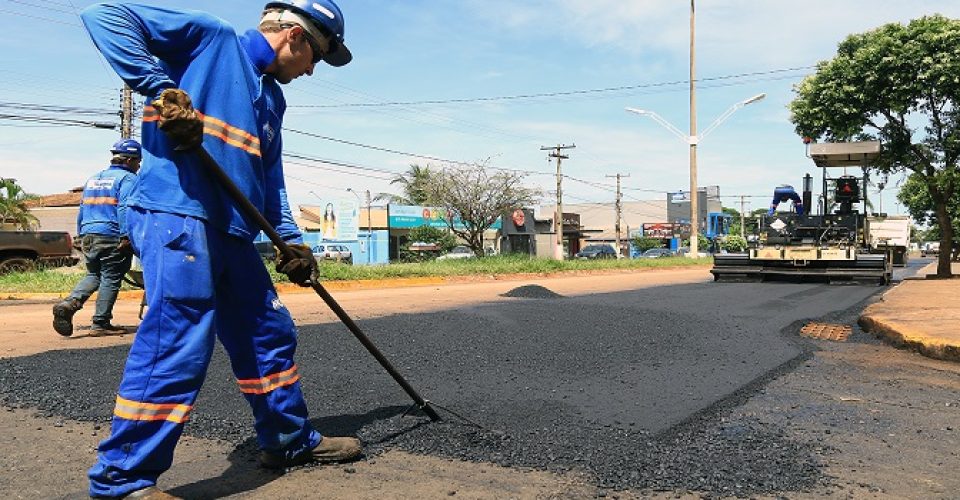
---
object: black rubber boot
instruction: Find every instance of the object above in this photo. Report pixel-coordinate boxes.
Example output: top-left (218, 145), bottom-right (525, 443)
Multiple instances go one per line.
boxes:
top-left (260, 436), bottom-right (362, 469)
top-left (52, 298), bottom-right (81, 337)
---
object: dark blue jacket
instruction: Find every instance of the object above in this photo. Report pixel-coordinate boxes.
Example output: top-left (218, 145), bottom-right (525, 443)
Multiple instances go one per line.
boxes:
top-left (80, 3), bottom-right (302, 243)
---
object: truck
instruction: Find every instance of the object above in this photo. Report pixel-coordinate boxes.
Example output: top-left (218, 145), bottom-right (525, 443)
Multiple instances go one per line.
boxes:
top-left (866, 215), bottom-right (910, 267)
top-left (711, 141), bottom-right (893, 285)
top-left (0, 230), bottom-right (79, 274)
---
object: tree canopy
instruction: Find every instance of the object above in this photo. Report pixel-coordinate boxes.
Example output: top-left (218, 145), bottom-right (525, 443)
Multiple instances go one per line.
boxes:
top-left (0, 178), bottom-right (38, 231)
top-left (790, 15), bottom-right (960, 276)
top-left (380, 164), bottom-right (436, 206)
top-left (428, 162), bottom-right (540, 257)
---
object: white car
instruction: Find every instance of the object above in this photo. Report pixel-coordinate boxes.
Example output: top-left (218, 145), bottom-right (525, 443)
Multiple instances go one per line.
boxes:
top-left (436, 245), bottom-right (475, 261)
top-left (312, 244), bottom-right (353, 264)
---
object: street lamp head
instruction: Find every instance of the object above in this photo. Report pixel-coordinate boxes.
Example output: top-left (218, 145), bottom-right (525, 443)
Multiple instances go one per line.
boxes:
top-left (625, 107), bottom-right (650, 116)
top-left (741, 93), bottom-right (766, 106)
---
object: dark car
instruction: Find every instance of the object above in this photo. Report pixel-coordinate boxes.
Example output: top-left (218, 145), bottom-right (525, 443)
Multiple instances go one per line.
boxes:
top-left (575, 244), bottom-right (618, 259)
top-left (641, 248), bottom-right (675, 259)
top-left (254, 240), bottom-right (276, 261)
top-left (0, 230), bottom-right (79, 273)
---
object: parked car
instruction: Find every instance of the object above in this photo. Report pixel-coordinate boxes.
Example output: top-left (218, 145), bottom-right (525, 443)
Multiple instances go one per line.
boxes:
top-left (676, 247), bottom-right (712, 258)
top-left (641, 248), bottom-right (675, 259)
top-left (0, 230), bottom-right (78, 274)
top-left (312, 244), bottom-right (353, 264)
top-left (436, 245), bottom-right (475, 261)
top-left (921, 242), bottom-right (940, 257)
top-left (575, 244), bottom-right (618, 259)
top-left (254, 240), bottom-right (276, 261)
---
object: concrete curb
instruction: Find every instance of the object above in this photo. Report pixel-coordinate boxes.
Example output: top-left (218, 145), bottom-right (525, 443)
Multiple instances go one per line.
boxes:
top-left (858, 261), bottom-right (960, 363)
top-left (858, 314), bottom-right (960, 363)
top-left (0, 264), bottom-right (712, 302)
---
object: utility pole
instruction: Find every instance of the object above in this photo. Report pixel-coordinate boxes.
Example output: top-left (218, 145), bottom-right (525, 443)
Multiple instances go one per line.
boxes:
top-left (541, 144), bottom-right (575, 260)
top-left (739, 195), bottom-right (747, 238)
top-left (606, 173), bottom-right (629, 256)
top-left (120, 85), bottom-right (133, 139)
top-left (688, 0), bottom-right (700, 258)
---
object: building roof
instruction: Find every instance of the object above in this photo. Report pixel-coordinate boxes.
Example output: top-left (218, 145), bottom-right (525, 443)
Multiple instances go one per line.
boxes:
top-left (24, 190), bottom-right (83, 208)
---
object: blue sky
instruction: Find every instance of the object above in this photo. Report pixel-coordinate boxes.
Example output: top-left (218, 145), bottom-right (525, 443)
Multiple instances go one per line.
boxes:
top-left (4, 0), bottom-right (960, 216)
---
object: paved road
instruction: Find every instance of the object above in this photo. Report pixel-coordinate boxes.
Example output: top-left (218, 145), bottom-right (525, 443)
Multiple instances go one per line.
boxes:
top-left (0, 262), bottom-right (930, 496)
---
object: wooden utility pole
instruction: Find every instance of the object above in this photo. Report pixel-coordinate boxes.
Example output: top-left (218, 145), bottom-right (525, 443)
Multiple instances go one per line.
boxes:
top-left (120, 85), bottom-right (133, 139)
top-left (739, 194), bottom-right (747, 238)
top-left (606, 173), bottom-right (630, 256)
top-left (541, 144), bottom-right (575, 260)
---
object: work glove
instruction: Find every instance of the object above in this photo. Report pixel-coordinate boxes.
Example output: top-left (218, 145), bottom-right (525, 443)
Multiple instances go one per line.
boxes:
top-left (116, 237), bottom-right (133, 256)
top-left (275, 243), bottom-right (319, 287)
top-left (151, 88), bottom-right (204, 149)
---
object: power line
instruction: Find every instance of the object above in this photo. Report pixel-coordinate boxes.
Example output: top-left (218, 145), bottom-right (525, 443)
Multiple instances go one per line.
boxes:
top-left (289, 66), bottom-right (812, 109)
top-left (0, 7), bottom-right (80, 26)
top-left (6, 0), bottom-right (76, 15)
top-left (286, 128), bottom-right (552, 176)
top-left (0, 113), bottom-right (116, 129)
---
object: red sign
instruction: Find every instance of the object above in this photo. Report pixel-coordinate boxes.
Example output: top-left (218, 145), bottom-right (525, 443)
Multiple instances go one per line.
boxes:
top-left (512, 209), bottom-right (526, 227)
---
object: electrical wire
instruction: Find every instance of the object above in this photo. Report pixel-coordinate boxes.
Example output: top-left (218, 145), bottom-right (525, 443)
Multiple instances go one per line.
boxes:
top-left (289, 66), bottom-right (812, 109)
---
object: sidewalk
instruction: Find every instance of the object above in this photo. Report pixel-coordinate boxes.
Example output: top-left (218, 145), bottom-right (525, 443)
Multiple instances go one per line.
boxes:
top-left (859, 261), bottom-right (960, 362)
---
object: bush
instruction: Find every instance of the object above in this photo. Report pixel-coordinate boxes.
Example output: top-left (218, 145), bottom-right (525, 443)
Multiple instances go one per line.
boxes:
top-left (720, 235), bottom-right (748, 252)
top-left (399, 225), bottom-right (457, 262)
top-left (631, 236), bottom-right (662, 252)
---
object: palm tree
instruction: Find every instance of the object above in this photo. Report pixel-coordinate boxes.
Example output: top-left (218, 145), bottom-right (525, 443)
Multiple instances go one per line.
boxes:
top-left (381, 163), bottom-right (435, 206)
top-left (0, 178), bottom-right (38, 230)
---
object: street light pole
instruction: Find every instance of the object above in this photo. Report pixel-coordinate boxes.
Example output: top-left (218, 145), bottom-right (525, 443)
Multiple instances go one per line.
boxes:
top-left (365, 190), bottom-right (373, 264)
top-left (625, 92), bottom-right (765, 256)
top-left (689, 0), bottom-right (699, 257)
top-left (347, 188), bottom-right (371, 264)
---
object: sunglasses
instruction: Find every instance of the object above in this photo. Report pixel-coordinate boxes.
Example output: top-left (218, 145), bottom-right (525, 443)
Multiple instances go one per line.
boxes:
top-left (304, 33), bottom-right (326, 64)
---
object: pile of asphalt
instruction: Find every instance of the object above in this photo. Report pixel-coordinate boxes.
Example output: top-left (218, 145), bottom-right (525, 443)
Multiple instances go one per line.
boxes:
top-left (499, 284), bottom-right (564, 299)
top-left (0, 291), bottom-right (820, 496)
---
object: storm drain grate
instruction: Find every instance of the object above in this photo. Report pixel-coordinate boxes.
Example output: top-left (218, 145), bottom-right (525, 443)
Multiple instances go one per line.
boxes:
top-left (800, 322), bottom-right (852, 342)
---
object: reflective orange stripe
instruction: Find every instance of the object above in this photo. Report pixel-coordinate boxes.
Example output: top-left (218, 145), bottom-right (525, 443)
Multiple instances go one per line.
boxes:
top-left (237, 365), bottom-right (300, 395)
top-left (113, 395), bottom-right (192, 424)
top-left (83, 197), bottom-right (118, 205)
top-left (142, 106), bottom-right (262, 157)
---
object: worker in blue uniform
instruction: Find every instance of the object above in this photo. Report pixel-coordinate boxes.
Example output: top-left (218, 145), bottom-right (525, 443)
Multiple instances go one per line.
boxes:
top-left (767, 185), bottom-right (805, 216)
top-left (80, 1), bottom-right (359, 498)
top-left (52, 139), bottom-right (141, 337)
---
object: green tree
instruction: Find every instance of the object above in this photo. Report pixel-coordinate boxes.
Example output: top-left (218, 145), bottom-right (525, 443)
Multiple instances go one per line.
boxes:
top-left (790, 15), bottom-right (960, 276)
top-left (429, 161), bottom-right (540, 257)
top-left (380, 164), bottom-right (436, 206)
top-left (897, 171), bottom-right (960, 259)
top-left (721, 206), bottom-right (742, 237)
top-left (631, 236), bottom-right (662, 253)
top-left (401, 224), bottom-right (457, 262)
top-left (0, 178), bottom-right (38, 230)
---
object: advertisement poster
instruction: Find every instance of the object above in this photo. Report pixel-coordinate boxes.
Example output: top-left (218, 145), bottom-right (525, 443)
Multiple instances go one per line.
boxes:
top-left (309, 199), bottom-right (358, 241)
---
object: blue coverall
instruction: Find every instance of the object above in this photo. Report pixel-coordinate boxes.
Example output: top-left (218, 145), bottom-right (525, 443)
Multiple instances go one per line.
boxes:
top-left (80, 4), bottom-right (318, 497)
top-left (65, 164), bottom-right (137, 326)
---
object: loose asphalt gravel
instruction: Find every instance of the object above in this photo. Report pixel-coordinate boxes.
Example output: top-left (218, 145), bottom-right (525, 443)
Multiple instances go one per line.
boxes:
top-left (0, 278), bottom-right (898, 496)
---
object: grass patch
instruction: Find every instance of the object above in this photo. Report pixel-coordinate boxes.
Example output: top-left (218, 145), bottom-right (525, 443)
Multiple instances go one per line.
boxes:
top-left (0, 268), bottom-right (137, 294)
top-left (267, 254), bottom-right (709, 284)
top-left (3, 255), bottom-right (710, 293)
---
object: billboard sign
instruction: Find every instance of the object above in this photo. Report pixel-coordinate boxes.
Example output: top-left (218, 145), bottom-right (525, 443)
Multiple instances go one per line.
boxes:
top-left (389, 205), bottom-right (502, 229)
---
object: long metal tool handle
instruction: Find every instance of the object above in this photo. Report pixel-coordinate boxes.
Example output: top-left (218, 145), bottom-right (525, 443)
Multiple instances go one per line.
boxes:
top-left (193, 146), bottom-right (440, 421)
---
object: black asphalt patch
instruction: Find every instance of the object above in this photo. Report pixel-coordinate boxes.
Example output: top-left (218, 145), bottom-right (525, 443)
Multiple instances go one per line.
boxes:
top-left (3, 282), bottom-right (871, 495)
top-left (499, 284), bottom-right (564, 299)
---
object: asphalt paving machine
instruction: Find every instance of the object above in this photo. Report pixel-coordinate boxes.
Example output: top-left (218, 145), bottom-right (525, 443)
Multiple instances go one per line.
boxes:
top-left (711, 141), bottom-right (892, 285)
